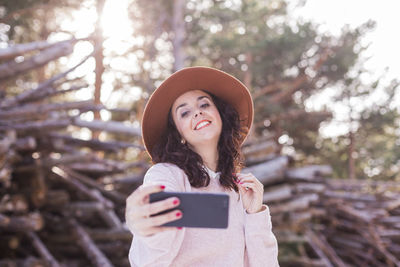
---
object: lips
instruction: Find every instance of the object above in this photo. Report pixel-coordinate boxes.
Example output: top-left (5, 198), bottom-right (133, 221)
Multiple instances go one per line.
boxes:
top-left (194, 120), bottom-right (211, 130)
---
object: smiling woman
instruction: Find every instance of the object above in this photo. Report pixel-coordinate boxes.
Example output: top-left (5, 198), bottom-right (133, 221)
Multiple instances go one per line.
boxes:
top-left (125, 66), bottom-right (279, 266)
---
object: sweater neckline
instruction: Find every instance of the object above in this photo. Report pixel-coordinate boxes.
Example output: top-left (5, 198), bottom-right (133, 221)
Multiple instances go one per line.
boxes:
top-left (204, 166), bottom-right (220, 179)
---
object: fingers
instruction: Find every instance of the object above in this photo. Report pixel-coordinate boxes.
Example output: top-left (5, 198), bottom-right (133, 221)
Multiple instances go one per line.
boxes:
top-left (132, 208), bottom-right (183, 236)
top-left (234, 173), bottom-right (263, 192)
top-left (148, 209), bottom-right (183, 226)
top-left (127, 184), bottom-right (166, 205)
top-left (140, 197), bottom-right (180, 217)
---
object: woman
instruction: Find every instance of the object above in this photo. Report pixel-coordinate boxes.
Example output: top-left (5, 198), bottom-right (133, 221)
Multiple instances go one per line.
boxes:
top-left (125, 67), bottom-right (279, 266)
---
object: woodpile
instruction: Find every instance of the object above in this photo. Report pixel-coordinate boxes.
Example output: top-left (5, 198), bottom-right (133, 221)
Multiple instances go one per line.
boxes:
top-left (1, 39), bottom-right (146, 266)
top-left (1, 40), bottom-right (399, 266)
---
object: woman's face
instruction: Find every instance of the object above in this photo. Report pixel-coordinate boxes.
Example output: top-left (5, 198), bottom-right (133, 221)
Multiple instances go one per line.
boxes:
top-left (171, 90), bottom-right (222, 149)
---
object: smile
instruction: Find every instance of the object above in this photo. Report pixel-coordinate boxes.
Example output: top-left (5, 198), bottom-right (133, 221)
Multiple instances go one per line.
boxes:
top-left (194, 120), bottom-right (211, 130)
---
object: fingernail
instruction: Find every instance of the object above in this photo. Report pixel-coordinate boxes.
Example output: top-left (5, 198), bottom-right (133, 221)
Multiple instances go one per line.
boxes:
top-left (160, 185), bottom-right (165, 189)
top-left (176, 212), bottom-right (182, 217)
top-left (177, 227), bottom-right (183, 230)
top-left (173, 199), bottom-right (180, 205)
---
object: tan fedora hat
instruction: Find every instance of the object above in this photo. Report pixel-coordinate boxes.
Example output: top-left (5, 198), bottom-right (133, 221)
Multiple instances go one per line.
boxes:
top-left (141, 66), bottom-right (254, 158)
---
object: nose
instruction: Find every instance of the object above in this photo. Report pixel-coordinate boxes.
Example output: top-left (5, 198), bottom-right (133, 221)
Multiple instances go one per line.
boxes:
top-left (194, 110), bottom-right (203, 117)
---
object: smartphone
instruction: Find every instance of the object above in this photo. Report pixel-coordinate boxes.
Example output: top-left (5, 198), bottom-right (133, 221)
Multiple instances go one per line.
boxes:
top-left (149, 191), bottom-right (229, 229)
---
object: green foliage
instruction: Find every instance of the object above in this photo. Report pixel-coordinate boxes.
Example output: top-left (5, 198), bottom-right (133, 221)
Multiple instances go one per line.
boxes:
top-left (317, 79), bottom-right (400, 180)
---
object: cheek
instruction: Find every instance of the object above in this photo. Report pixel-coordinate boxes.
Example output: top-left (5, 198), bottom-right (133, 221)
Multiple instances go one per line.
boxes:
top-left (212, 108), bottom-right (222, 126)
top-left (174, 117), bottom-right (192, 136)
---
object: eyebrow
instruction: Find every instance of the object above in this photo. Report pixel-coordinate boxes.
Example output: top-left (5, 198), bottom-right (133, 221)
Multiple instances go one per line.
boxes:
top-left (175, 95), bottom-right (211, 114)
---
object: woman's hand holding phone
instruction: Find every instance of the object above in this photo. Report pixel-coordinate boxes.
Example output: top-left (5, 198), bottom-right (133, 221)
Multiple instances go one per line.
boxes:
top-left (125, 184), bottom-right (182, 237)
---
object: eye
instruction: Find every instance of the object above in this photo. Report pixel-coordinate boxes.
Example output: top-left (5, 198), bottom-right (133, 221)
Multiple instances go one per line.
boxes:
top-left (181, 110), bottom-right (190, 118)
top-left (200, 103), bottom-right (210, 108)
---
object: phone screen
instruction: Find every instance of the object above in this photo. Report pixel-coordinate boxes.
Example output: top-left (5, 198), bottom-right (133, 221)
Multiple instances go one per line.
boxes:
top-left (149, 191), bottom-right (229, 229)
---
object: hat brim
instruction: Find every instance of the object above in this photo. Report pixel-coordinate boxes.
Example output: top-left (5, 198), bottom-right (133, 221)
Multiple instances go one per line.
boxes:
top-left (141, 66), bottom-right (254, 158)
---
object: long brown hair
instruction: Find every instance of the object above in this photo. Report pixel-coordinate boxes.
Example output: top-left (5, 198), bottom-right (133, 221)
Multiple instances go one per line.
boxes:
top-left (151, 91), bottom-right (247, 192)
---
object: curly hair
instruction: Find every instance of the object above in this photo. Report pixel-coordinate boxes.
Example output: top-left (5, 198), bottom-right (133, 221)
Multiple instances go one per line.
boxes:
top-left (151, 91), bottom-right (247, 192)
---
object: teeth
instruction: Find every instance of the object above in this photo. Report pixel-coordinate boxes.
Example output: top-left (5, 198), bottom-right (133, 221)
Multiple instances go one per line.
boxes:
top-left (195, 121), bottom-right (210, 130)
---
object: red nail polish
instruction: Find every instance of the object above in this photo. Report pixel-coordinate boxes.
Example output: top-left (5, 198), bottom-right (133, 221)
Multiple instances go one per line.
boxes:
top-left (177, 227), bottom-right (183, 230)
top-left (160, 185), bottom-right (165, 189)
top-left (176, 212), bottom-right (182, 217)
top-left (173, 199), bottom-right (179, 205)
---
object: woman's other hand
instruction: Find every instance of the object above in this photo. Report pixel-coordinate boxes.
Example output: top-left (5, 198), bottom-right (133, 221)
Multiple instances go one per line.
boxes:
top-left (125, 184), bottom-right (182, 237)
top-left (234, 173), bottom-right (265, 214)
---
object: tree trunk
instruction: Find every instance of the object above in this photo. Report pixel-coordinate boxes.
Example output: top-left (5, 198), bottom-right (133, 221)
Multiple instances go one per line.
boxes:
top-left (93, 0), bottom-right (106, 139)
top-left (172, 0), bottom-right (185, 71)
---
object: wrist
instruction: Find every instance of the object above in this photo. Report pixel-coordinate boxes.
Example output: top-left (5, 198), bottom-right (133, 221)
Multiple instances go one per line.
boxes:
top-left (246, 205), bottom-right (265, 214)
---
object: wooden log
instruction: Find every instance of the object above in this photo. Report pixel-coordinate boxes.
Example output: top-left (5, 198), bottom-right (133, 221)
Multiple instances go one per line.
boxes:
top-left (384, 198), bottom-right (400, 211)
top-left (60, 166), bottom-right (126, 204)
top-left (30, 158), bottom-right (47, 208)
top-left (0, 100), bottom-right (100, 120)
top-left (51, 166), bottom-right (114, 209)
top-left (68, 201), bottom-right (122, 229)
top-left (26, 231), bottom-right (61, 267)
top-left (278, 256), bottom-right (327, 267)
top-left (72, 118), bottom-right (141, 137)
top-left (0, 40), bottom-right (74, 82)
top-left (98, 209), bottom-right (123, 229)
top-left (263, 184), bottom-right (292, 203)
top-left (295, 183), bottom-right (325, 193)
top-left (0, 213), bottom-right (10, 226)
top-left (0, 194), bottom-right (29, 213)
top-left (286, 165), bottom-right (332, 181)
top-left (0, 118), bottom-right (70, 132)
top-left (323, 190), bottom-right (377, 202)
top-left (68, 218), bottom-right (114, 267)
top-left (97, 241), bottom-right (129, 257)
top-left (67, 162), bottom-right (120, 175)
top-left (0, 212), bottom-right (43, 232)
top-left (87, 228), bottom-right (132, 242)
top-left (0, 166), bottom-right (12, 188)
top-left (365, 225), bottom-right (400, 267)
top-left (245, 153), bottom-right (278, 166)
top-left (305, 232), bottom-right (334, 267)
top-left (49, 132), bottom-right (143, 151)
top-left (335, 205), bottom-right (378, 223)
top-left (0, 49), bottom-right (93, 109)
top-left (305, 229), bottom-right (347, 267)
top-left (15, 153), bottom-right (93, 172)
top-left (269, 194), bottom-right (319, 214)
top-left (43, 190), bottom-right (70, 208)
top-left (289, 209), bottom-right (326, 226)
top-left (0, 257), bottom-right (46, 267)
top-left (104, 173), bottom-right (144, 185)
top-left (242, 139), bottom-right (277, 156)
top-left (242, 156), bottom-right (288, 185)
top-left (0, 40), bottom-right (56, 60)
top-left (380, 216), bottom-right (400, 225)
top-left (13, 136), bottom-right (36, 151)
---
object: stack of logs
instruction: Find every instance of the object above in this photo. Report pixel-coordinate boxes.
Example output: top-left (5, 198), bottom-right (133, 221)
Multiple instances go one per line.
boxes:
top-left (1, 40), bottom-right (400, 266)
top-left (243, 141), bottom-right (400, 267)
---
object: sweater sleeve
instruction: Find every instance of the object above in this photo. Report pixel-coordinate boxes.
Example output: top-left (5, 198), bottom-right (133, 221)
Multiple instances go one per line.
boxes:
top-left (244, 204), bottom-right (279, 267)
top-left (128, 163), bottom-right (186, 267)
